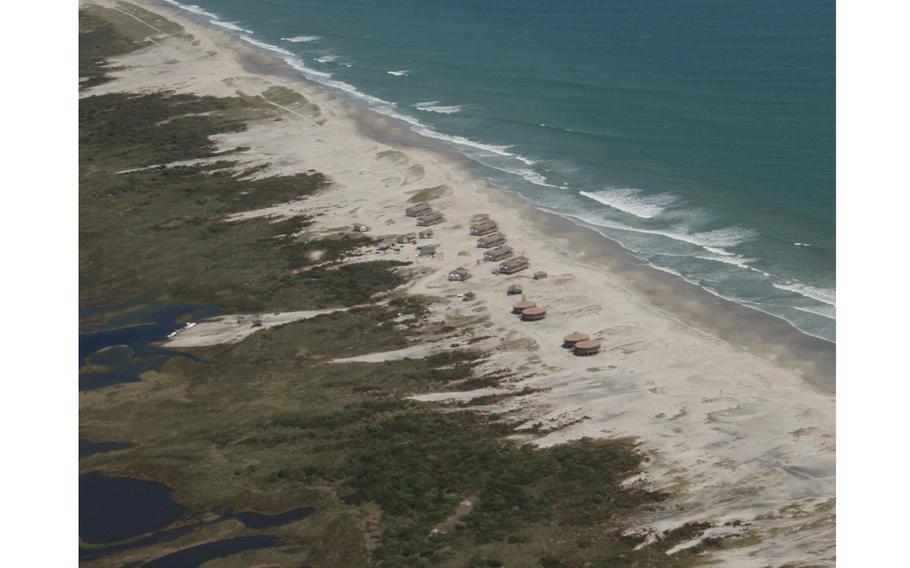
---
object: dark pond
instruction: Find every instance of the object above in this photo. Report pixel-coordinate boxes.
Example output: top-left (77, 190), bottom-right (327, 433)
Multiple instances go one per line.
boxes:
top-left (80, 525), bottom-right (195, 562)
top-left (142, 535), bottom-right (281, 567)
top-left (79, 473), bottom-right (185, 545)
top-left (79, 302), bottom-right (221, 390)
top-left (235, 507), bottom-right (315, 529)
top-left (79, 439), bottom-right (131, 459)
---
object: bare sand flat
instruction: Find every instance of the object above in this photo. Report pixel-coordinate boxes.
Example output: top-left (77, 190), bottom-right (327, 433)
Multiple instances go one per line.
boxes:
top-left (82, 2), bottom-right (835, 564)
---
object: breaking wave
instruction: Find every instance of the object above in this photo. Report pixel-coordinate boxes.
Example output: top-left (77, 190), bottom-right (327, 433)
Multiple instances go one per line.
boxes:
top-left (282, 35), bottom-right (321, 43)
top-left (414, 101), bottom-right (463, 114)
top-left (580, 187), bottom-right (678, 219)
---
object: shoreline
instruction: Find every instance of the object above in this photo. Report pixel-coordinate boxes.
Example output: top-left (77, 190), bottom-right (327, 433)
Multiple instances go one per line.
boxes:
top-left (233, 18), bottom-right (835, 391)
top-left (84, 1), bottom-right (836, 564)
top-left (207, 0), bottom-right (836, 347)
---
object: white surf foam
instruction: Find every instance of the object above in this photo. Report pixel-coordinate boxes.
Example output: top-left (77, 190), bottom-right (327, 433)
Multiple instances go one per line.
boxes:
top-left (162, 0), bottom-right (218, 20)
top-left (694, 253), bottom-right (753, 269)
top-left (580, 188), bottom-right (678, 219)
top-left (239, 35), bottom-right (295, 57)
top-left (387, 70), bottom-right (409, 77)
top-left (772, 282), bottom-right (836, 307)
top-left (413, 101), bottom-right (463, 114)
top-left (314, 54), bottom-right (339, 63)
top-left (282, 35), bottom-right (321, 43)
top-left (209, 20), bottom-right (252, 34)
top-left (793, 305), bottom-right (836, 320)
top-left (567, 211), bottom-right (757, 253)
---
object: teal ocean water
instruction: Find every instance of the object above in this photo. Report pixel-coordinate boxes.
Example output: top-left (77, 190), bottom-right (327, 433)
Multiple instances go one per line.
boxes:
top-left (164, 0), bottom-right (835, 342)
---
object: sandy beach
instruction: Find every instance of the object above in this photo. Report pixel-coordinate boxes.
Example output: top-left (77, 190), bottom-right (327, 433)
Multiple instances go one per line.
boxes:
top-left (82, 0), bottom-right (835, 564)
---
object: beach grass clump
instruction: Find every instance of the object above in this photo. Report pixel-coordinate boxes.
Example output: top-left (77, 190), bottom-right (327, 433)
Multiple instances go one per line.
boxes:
top-left (80, 89), bottom-right (406, 312)
top-left (82, 307), bottom-right (711, 566)
top-left (407, 184), bottom-right (450, 203)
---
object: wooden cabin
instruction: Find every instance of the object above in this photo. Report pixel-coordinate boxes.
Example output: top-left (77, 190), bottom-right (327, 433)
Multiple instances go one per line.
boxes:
top-left (418, 244), bottom-right (439, 257)
top-left (417, 211), bottom-right (444, 226)
top-left (563, 331), bottom-right (590, 349)
top-left (476, 232), bottom-right (506, 248)
top-left (405, 202), bottom-right (434, 217)
top-left (418, 229), bottom-right (434, 239)
top-left (484, 245), bottom-right (513, 262)
top-left (352, 223), bottom-right (370, 233)
top-left (396, 232), bottom-right (417, 244)
top-left (507, 284), bottom-right (523, 296)
top-left (573, 339), bottom-right (602, 356)
top-left (533, 271), bottom-right (548, 280)
top-left (448, 267), bottom-right (472, 281)
top-left (511, 300), bottom-right (536, 314)
top-left (520, 306), bottom-right (547, 321)
top-left (470, 220), bottom-right (498, 236)
top-left (498, 256), bottom-right (529, 274)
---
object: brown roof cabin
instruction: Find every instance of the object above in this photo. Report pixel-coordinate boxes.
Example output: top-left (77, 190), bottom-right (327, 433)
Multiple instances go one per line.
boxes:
top-left (484, 245), bottom-right (513, 262)
top-left (405, 202), bottom-right (434, 217)
top-left (573, 339), bottom-right (602, 356)
top-left (498, 255), bottom-right (529, 274)
top-left (520, 306), bottom-right (547, 321)
top-left (417, 211), bottom-right (444, 226)
top-left (563, 331), bottom-right (590, 349)
top-left (352, 223), bottom-right (370, 232)
top-left (470, 220), bottom-right (498, 236)
top-left (533, 271), bottom-right (548, 280)
top-left (396, 232), bottom-right (417, 244)
top-left (448, 267), bottom-right (472, 281)
top-left (418, 244), bottom-right (438, 257)
top-left (476, 232), bottom-right (506, 248)
top-left (418, 229), bottom-right (434, 239)
top-left (506, 284), bottom-right (523, 296)
top-left (511, 300), bottom-right (536, 314)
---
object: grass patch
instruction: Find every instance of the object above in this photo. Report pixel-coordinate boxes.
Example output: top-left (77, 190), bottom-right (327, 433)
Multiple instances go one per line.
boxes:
top-left (407, 184), bottom-right (450, 203)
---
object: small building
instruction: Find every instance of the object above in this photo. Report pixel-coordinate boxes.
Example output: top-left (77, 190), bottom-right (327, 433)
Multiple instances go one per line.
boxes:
top-left (533, 271), bottom-right (548, 280)
top-left (418, 229), bottom-right (434, 239)
top-left (470, 220), bottom-right (498, 236)
top-left (563, 331), bottom-right (590, 349)
top-left (476, 232), bottom-right (506, 248)
top-left (484, 245), bottom-right (513, 262)
top-left (498, 256), bottom-right (529, 275)
top-left (507, 284), bottom-right (523, 296)
top-left (448, 267), bottom-right (472, 281)
top-left (462, 291), bottom-right (476, 302)
top-left (417, 211), bottom-right (444, 226)
top-left (396, 232), bottom-right (417, 244)
top-left (573, 339), bottom-right (602, 356)
top-left (520, 306), bottom-right (547, 321)
top-left (405, 202), bottom-right (434, 217)
top-left (377, 239), bottom-right (392, 251)
top-left (352, 223), bottom-right (370, 232)
top-left (511, 300), bottom-right (536, 314)
top-left (418, 244), bottom-right (439, 257)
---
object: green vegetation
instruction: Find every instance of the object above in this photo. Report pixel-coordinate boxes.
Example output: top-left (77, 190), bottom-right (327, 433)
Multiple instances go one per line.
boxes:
top-left (407, 184), bottom-right (450, 203)
top-left (79, 4), bottom-right (720, 567)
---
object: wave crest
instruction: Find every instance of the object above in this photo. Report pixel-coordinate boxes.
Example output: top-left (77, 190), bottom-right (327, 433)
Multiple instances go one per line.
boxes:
top-left (413, 101), bottom-right (463, 114)
top-left (580, 187), bottom-right (678, 219)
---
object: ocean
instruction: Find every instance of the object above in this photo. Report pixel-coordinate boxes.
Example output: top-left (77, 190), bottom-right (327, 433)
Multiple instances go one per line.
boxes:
top-left (163, 0), bottom-right (835, 342)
